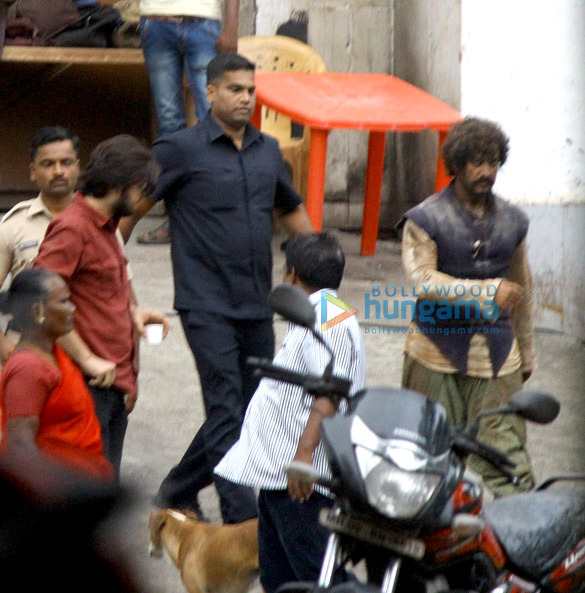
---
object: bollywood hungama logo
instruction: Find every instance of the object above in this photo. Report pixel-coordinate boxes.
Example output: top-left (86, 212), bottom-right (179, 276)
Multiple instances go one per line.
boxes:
top-left (321, 292), bottom-right (358, 331)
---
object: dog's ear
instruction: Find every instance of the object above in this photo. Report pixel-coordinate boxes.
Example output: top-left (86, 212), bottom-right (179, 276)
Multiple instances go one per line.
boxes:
top-left (182, 509), bottom-right (200, 522)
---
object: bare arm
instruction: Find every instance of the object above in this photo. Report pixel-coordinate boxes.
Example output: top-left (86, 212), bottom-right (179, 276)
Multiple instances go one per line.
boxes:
top-left (126, 282), bottom-right (172, 412)
top-left (288, 397), bottom-right (337, 502)
top-left (216, 0), bottom-right (239, 52)
top-left (0, 334), bottom-right (15, 365)
top-left (57, 330), bottom-right (116, 388)
top-left (6, 416), bottom-right (42, 459)
top-left (118, 196), bottom-right (157, 243)
top-left (276, 204), bottom-right (314, 237)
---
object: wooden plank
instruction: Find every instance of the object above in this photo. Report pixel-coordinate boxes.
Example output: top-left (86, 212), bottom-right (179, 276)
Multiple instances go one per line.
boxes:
top-left (1, 46), bottom-right (144, 65)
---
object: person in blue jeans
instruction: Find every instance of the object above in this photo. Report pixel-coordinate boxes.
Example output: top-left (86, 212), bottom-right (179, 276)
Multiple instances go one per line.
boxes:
top-left (138, 0), bottom-right (240, 244)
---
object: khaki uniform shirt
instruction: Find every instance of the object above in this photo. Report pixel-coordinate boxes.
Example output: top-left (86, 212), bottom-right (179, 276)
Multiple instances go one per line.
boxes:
top-left (402, 219), bottom-right (536, 378)
top-left (0, 196), bottom-right (52, 287)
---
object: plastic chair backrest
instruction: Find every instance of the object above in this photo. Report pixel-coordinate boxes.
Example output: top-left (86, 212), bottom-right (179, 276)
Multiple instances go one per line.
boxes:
top-left (238, 35), bottom-right (326, 140)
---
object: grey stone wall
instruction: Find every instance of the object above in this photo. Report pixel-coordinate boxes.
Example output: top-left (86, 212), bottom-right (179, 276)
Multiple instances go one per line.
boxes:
top-left (237, 0), bottom-right (257, 36)
top-left (389, 0), bottom-right (461, 227)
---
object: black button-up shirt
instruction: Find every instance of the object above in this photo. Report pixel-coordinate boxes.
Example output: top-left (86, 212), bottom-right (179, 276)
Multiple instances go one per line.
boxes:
top-left (152, 113), bottom-right (302, 319)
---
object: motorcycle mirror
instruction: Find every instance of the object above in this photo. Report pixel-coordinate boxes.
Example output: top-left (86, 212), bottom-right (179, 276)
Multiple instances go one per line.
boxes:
top-left (284, 461), bottom-right (320, 484)
top-left (269, 284), bottom-right (337, 379)
top-left (507, 390), bottom-right (560, 424)
top-left (269, 284), bottom-right (316, 329)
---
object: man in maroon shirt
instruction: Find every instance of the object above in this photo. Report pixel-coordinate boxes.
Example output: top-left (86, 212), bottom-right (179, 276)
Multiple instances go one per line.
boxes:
top-left (35, 135), bottom-right (171, 481)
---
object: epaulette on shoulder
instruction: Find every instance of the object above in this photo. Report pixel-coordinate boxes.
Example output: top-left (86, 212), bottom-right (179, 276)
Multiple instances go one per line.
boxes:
top-left (1, 199), bottom-right (34, 223)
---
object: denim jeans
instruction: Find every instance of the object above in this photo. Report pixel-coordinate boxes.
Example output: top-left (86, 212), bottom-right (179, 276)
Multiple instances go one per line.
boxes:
top-left (140, 17), bottom-right (220, 136)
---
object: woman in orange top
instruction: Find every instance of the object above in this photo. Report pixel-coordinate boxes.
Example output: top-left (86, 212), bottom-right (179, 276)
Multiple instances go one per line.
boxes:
top-left (0, 268), bottom-right (112, 481)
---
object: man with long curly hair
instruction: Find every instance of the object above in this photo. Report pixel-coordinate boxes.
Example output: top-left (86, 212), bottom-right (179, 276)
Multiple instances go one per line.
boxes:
top-left (399, 117), bottom-right (535, 497)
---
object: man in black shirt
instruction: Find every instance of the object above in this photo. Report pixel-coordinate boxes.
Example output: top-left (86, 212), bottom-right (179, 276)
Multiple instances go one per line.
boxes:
top-left (120, 53), bottom-right (312, 523)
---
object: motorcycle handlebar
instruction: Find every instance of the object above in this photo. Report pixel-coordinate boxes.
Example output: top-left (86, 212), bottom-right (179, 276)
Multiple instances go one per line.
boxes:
top-left (247, 357), bottom-right (352, 401)
top-left (453, 433), bottom-right (521, 485)
top-left (453, 433), bottom-right (515, 468)
top-left (247, 357), bottom-right (309, 387)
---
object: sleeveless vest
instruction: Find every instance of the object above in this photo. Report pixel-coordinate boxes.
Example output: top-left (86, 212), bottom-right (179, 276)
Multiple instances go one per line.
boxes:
top-left (403, 182), bottom-right (529, 376)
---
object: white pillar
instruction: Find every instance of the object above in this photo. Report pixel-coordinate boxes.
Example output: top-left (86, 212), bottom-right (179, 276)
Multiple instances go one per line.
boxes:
top-left (461, 0), bottom-right (585, 338)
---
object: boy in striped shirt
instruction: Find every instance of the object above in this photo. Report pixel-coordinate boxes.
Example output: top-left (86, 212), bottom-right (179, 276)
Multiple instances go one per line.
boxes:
top-left (215, 232), bottom-right (365, 593)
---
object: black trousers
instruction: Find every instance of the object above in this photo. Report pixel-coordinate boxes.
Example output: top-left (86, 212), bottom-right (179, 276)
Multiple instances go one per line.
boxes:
top-left (258, 490), bottom-right (349, 593)
top-left (158, 310), bottom-right (274, 523)
top-left (86, 383), bottom-right (128, 484)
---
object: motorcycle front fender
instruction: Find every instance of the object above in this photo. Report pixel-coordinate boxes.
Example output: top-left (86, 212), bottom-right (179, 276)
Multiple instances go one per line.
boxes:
top-left (276, 582), bottom-right (320, 593)
top-left (328, 583), bottom-right (381, 593)
top-left (276, 580), bottom-right (381, 593)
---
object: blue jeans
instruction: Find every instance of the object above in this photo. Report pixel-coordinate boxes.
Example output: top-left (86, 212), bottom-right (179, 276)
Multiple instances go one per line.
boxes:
top-left (140, 17), bottom-right (220, 136)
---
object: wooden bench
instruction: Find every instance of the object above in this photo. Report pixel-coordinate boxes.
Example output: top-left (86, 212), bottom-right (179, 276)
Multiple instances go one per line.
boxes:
top-left (0, 45), bottom-right (152, 209)
top-left (1, 46), bottom-right (144, 65)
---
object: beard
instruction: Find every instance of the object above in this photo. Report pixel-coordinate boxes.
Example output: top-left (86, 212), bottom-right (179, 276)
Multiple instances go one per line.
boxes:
top-left (112, 189), bottom-right (134, 218)
top-left (466, 177), bottom-right (495, 200)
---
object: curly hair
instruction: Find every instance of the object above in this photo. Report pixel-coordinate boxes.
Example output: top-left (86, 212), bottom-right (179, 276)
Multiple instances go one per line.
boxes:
top-left (442, 117), bottom-right (509, 176)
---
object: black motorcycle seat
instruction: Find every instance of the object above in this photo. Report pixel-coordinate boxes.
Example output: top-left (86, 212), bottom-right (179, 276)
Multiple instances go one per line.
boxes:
top-left (483, 489), bottom-right (585, 578)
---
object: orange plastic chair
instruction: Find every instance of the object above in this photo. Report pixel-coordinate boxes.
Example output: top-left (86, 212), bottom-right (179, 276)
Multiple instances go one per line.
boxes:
top-left (237, 35), bottom-right (327, 198)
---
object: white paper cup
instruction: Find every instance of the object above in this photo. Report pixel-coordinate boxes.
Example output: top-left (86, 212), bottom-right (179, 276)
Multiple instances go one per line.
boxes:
top-left (145, 323), bottom-right (164, 345)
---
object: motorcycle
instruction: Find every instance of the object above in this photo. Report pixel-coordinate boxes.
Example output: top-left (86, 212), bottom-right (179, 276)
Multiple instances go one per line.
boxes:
top-left (248, 284), bottom-right (585, 593)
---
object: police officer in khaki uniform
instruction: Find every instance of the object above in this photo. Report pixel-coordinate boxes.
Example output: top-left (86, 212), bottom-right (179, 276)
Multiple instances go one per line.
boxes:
top-left (0, 127), bottom-right (80, 281)
top-left (0, 127), bottom-right (134, 364)
top-left (0, 126), bottom-right (80, 361)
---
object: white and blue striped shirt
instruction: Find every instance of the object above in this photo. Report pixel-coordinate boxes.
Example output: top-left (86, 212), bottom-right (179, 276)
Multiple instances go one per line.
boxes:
top-left (215, 289), bottom-right (366, 496)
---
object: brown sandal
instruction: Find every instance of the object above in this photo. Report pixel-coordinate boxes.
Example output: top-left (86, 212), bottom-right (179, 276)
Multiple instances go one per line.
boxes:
top-left (137, 220), bottom-right (170, 244)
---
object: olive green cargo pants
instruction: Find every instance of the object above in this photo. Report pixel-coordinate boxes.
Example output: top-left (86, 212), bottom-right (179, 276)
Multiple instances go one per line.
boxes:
top-left (402, 355), bottom-right (535, 498)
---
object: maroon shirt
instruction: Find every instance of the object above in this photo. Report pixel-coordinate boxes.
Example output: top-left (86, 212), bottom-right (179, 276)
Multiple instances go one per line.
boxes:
top-left (34, 193), bottom-right (136, 395)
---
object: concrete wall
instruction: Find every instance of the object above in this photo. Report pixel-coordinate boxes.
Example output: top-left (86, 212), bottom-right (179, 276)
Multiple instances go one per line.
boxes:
top-left (461, 0), bottom-right (585, 339)
top-left (255, 0), bottom-right (394, 230)
top-left (236, 0), bottom-right (257, 36)
top-left (391, 0), bottom-right (461, 226)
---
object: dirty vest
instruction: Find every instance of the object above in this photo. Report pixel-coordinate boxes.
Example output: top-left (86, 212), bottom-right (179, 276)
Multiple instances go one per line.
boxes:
top-left (403, 183), bottom-right (529, 376)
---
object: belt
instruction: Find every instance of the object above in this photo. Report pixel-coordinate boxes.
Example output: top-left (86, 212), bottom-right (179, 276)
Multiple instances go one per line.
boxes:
top-left (145, 15), bottom-right (204, 24)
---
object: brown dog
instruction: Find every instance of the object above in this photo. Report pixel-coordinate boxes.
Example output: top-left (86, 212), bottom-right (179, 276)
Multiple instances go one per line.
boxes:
top-left (148, 509), bottom-right (259, 593)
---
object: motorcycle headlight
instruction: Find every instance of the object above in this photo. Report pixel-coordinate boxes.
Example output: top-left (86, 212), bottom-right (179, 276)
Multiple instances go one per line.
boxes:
top-left (355, 445), bottom-right (441, 519)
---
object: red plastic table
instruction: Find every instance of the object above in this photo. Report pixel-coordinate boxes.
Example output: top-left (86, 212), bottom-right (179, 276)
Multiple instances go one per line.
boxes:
top-left (252, 72), bottom-right (462, 255)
